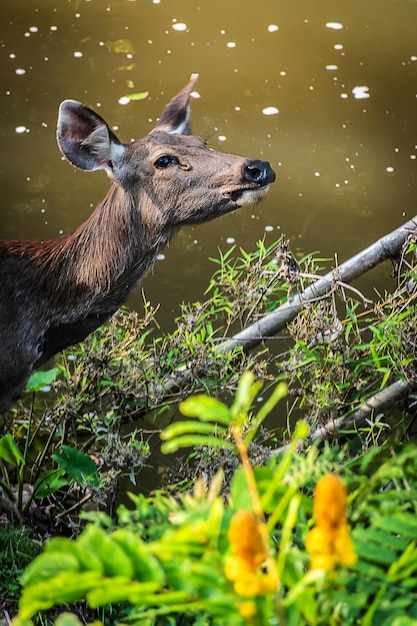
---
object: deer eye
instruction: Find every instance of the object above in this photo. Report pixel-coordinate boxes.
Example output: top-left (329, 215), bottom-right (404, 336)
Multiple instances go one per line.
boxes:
top-left (154, 155), bottom-right (175, 169)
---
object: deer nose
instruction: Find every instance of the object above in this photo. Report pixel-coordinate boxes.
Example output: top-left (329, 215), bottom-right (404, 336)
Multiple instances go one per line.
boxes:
top-left (243, 160), bottom-right (276, 186)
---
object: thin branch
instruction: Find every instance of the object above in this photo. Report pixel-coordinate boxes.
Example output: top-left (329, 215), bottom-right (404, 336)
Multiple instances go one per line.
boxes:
top-left (272, 379), bottom-right (417, 456)
top-left (309, 379), bottom-right (416, 443)
top-left (218, 215), bottom-right (417, 353)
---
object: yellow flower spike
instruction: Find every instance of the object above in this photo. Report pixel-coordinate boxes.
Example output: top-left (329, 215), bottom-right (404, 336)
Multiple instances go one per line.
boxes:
top-left (313, 473), bottom-right (348, 530)
top-left (226, 510), bottom-right (279, 597)
top-left (306, 474), bottom-right (357, 571)
top-left (228, 510), bottom-right (264, 560)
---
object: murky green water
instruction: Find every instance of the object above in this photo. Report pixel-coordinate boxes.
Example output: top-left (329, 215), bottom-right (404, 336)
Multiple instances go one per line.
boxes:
top-left (1, 0), bottom-right (417, 324)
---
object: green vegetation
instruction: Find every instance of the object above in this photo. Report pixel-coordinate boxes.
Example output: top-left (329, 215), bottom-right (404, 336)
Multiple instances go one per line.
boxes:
top-left (0, 234), bottom-right (416, 624)
top-left (13, 374), bottom-right (417, 625)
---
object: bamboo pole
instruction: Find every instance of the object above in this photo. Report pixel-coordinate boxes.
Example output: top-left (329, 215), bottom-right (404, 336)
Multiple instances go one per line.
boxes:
top-left (309, 379), bottom-right (416, 443)
top-left (272, 379), bottom-right (417, 455)
top-left (136, 216), bottom-right (417, 420)
top-left (218, 215), bottom-right (417, 353)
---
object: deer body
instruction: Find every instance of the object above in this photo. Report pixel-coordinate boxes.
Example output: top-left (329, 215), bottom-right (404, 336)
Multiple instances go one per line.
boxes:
top-left (0, 75), bottom-right (275, 412)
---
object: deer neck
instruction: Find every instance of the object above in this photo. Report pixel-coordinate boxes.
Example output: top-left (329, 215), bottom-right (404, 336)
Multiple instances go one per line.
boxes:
top-left (37, 184), bottom-right (174, 314)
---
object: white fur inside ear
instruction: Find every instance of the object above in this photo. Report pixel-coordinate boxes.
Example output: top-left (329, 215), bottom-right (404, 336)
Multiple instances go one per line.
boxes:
top-left (169, 108), bottom-right (190, 135)
top-left (81, 124), bottom-right (112, 160)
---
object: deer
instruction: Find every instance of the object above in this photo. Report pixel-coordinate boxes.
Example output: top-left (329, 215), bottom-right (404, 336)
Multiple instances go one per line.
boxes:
top-left (0, 74), bottom-right (275, 413)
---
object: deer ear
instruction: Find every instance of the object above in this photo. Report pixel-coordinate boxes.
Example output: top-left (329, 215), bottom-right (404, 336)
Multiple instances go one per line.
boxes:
top-left (57, 100), bottom-right (125, 172)
top-left (153, 73), bottom-right (199, 135)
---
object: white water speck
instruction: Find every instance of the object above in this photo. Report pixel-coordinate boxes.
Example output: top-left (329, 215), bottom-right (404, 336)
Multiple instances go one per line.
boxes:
top-left (227, 41), bottom-right (236, 48)
top-left (172, 22), bottom-right (187, 31)
top-left (340, 93), bottom-right (349, 99)
top-left (326, 22), bottom-right (344, 30)
top-left (50, 25), bottom-right (58, 31)
top-left (326, 64), bottom-right (338, 71)
top-left (73, 51), bottom-right (83, 58)
top-left (352, 85), bottom-right (370, 100)
top-left (15, 68), bottom-right (26, 75)
top-left (314, 171), bottom-right (320, 177)
top-left (15, 126), bottom-right (28, 134)
top-left (218, 135), bottom-right (227, 141)
top-left (226, 237), bottom-right (235, 244)
top-left (118, 96), bottom-right (130, 105)
top-left (411, 56), bottom-right (417, 62)
top-left (9, 53), bottom-right (16, 59)
top-left (156, 253), bottom-right (166, 261)
top-left (280, 70), bottom-right (287, 77)
top-left (268, 24), bottom-right (279, 32)
top-left (334, 44), bottom-right (344, 50)
top-left (265, 225), bottom-right (274, 232)
top-left (262, 106), bottom-right (279, 116)
top-left (29, 26), bottom-right (38, 33)
top-left (386, 166), bottom-right (394, 173)
top-left (234, 105), bottom-right (241, 111)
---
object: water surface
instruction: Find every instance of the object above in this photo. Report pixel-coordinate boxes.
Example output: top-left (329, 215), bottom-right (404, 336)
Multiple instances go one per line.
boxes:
top-left (1, 0), bottom-right (416, 324)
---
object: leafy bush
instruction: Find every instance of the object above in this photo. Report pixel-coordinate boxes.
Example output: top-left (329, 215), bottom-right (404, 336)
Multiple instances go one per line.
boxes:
top-left (13, 373), bottom-right (417, 625)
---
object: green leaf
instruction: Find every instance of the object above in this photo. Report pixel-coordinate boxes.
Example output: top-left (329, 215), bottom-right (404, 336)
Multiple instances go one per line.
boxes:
top-left (21, 552), bottom-right (80, 586)
top-left (353, 533), bottom-right (398, 565)
top-left (19, 571), bottom-right (102, 619)
top-left (77, 525), bottom-right (135, 578)
top-left (128, 91), bottom-right (149, 101)
top-left (55, 614), bottom-right (84, 626)
top-left (33, 469), bottom-right (68, 498)
top-left (112, 529), bottom-right (165, 584)
top-left (0, 434), bottom-right (25, 466)
top-left (231, 371), bottom-right (262, 420)
top-left (392, 618), bottom-right (417, 626)
top-left (87, 578), bottom-right (159, 608)
top-left (161, 434), bottom-right (234, 454)
top-left (373, 514), bottom-right (417, 538)
top-left (52, 445), bottom-right (100, 487)
top-left (26, 367), bottom-right (59, 392)
top-left (245, 381), bottom-right (287, 445)
top-left (230, 467), bottom-right (253, 510)
top-left (179, 395), bottom-right (231, 425)
top-left (161, 420), bottom-right (227, 440)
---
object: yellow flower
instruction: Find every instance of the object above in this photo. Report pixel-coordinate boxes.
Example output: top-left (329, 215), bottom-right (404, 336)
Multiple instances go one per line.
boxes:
top-left (306, 474), bottom-right (357, 571)
top-left (225, 510), bottom-right (279, 597)
top-left (313, 473), bottom-right (348, 529)
top-left (228, 510), bottom-right (265, 561)
top-left (239, 601), bottom-right (257, 619)
top-left (233, 571), bottom-right (262, 597)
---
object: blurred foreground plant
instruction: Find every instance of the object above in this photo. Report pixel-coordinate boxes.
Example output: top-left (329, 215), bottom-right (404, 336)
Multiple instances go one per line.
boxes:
top-left (12, 372), bottom-right (417, 625)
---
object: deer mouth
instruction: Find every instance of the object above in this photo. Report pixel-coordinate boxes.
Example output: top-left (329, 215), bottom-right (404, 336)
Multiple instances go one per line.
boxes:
top-left (227, 183), bottom-right (271, 206)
